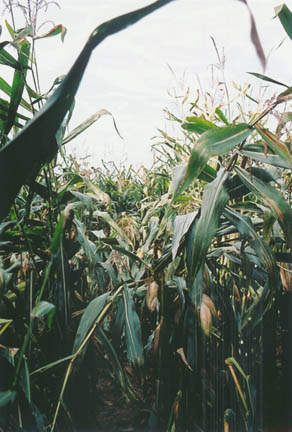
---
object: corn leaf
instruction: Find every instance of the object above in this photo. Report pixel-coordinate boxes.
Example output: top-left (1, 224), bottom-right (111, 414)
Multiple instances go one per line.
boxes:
top-left (0, 0), bottom-right (175, 222)
top-left (4, 40), bottom-right (30, 135)
top-left (190, 169), bottom-right (230, 282)
top-left (275, 3), bottom-right (292, 41)
top-left (248, 72), bottom-right (288, 88)
top-left (123, 286), bottom-right (144, 367)
top-left (62, 108), bottom-right (122, 144)
top-left (235, 166), bottom-right (292, 248)
top-left (181, 116), bottom-right (217, 134)
top-left (173, 123), bottom-right (252, 199)
top-left (224, 206), bottom-right (276, 274)
top-left (0, 46), bottom-right (28, 71)
top-left (0, 76), bottom-right (32, 112)
top-left (255, 124), bottom-right (292, 167)
top-left (35, 24), bottom-right (67, 42)
top-left (172, 211), bottom-right (197, 260)
top-left (72, 292), bottom-right (110, 355)
top-left (240, 150), bottom-right (291, 169)
top-left (93, 209), bottom-right (133, 248)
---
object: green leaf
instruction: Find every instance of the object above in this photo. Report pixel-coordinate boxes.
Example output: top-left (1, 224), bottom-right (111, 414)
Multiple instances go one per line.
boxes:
top-left (255, 124), bottom-right (292, 167)
top-left (0, 0), bottom-right (175, 222)
top-left (31, 301), bottom-right (56, 328)
top-left (215, 107), bottom-right (229, 125)
top-left (0, 318), bottom-right (13, 335)
top-left (275, 3), bottom-right (292, 41)
top-left (0, 390), bottom-right (16, 407)
top-left (93, 210), bottom-right (133, 248)
top-left (31, 354), bottom-right (75, 375)
top-left (0, 76), bottom-right (32, 112)
top-left (142, 216), bottom-right (159, 253)
top-left (74, 217), bottom-right (97, 265)
top-left (72, 292), bottom-right (110, 355)
top-left (235, 166), bottom-right (292, 248)
top-left (240, 150), bottom-right (291, 169)
top-left (248, 72), bottom-right (288, 88)
top-left (20, 358), bottom-right (31, 403)
top-left (5, 40), bottom-right (30, 135)
top-left (225, 357), bottom-right (254, 417)
top-left (173, 124), bottom-right (252, 199)
top-left (224, 207), bottom-right (276, 274)
top-left (50, 213), bottom-right (64, 256)
top-left (0, 46), bottom-right (28, 71)
top-left (172, 211), bottom-right (197, 260)
top-left (70, 190), bottom-right (94, 210)
top-left (82, 177), bottom-right (111, 206)
top-left (182, 115), bottom-right (217, 134)
top-left (123, 286), bottom-right (144, 367)
top-left (190, 169), bottom-right (230, 282)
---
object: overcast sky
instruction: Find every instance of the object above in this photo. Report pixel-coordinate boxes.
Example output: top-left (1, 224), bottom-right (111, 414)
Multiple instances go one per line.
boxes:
top-left (1, 0), bottom-right (292, 168)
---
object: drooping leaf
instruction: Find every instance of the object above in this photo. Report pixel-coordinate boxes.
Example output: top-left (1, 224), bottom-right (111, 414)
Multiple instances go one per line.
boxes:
top-left (225, 357), bottom-right (254, 417)
top-left (123, 286), bottom-right (144, 367)
top-left (240, 150), bottom-right (291, 169)
top-left (31, 300), bottom-right (56, 326)
top-left (173, 124), bottom-right (252, 199)
top-left (237, 0), bottom-right (266, 68)
top-left (74, 217), bottom-right (97, 265)
top-left (72, 292), bottom-right (110, 355)
top-left (142, 216), bottom-right (159, 253)
top-left (224, 206), bottom-right (275, 274)
top-left (190, 169), bottom-right (230, 282)
top-left (93, 210), bottom-right (133, 248)
top-left (0, 0), bottom-right (175, 222)
top-left (235, 166), bottom-right (292, 248)
top-left (62, 109), bottom-right (122, 144)
top-left (255, 124), bottom-right (292, 167)
top-left (70, 190), bottom-right (94, 210)
top-left (172, 211), bottom-right (197, 260)
top-left (35, 24), bottom-right (67, 42)
top-left (83, 178), bottom-right (111, 206)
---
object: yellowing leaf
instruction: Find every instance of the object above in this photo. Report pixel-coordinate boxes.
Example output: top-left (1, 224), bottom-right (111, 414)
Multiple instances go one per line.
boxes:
top-left (255, 124), bottom-right (292, 167)
top-left (36, 24), bottom-right (67, 42)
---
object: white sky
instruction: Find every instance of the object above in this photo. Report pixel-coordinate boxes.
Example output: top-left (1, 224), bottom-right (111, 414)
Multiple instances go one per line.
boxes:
top-left (1, 0), bottom-right (292, 168)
